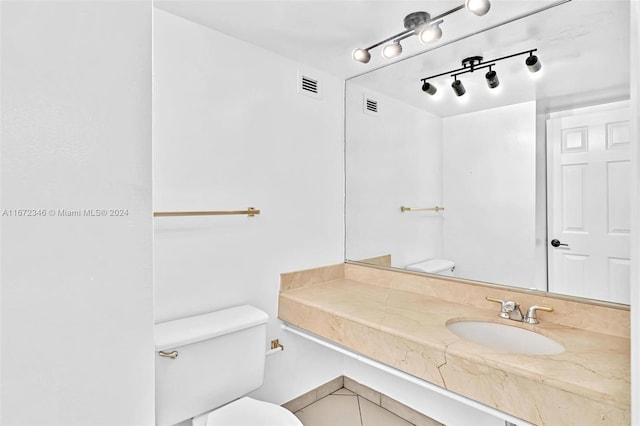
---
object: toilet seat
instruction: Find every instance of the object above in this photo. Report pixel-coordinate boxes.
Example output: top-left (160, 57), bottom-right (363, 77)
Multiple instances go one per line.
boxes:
top-left (193, 397), bottom-right (302, 426)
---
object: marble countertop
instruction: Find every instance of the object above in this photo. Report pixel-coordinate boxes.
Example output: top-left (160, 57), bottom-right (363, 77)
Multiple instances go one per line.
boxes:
top-left (278, 270), bottom-right (630, 425)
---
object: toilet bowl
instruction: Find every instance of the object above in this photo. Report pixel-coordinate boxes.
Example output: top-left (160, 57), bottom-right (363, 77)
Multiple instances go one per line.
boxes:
top-left (406, 258), bottom-right (456, 276)
top-left (192, 397), bottom-right (301, 426)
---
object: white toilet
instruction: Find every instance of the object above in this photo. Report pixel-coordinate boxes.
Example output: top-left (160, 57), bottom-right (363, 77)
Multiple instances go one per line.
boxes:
top-left (406, 258), bottom-right (456, 277)
top-left (155, 305), bottom-right (302, 426)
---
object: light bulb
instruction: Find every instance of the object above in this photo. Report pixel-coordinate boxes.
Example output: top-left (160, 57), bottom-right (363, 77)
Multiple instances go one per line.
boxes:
top-left (381, 42), bottom-right (402, 59)
top-left (418, 24), bottom-right (443, 44)
top-left (466, 0), bottom-right (491, 16)
top-left (352, 48), bottom-right (371, 63)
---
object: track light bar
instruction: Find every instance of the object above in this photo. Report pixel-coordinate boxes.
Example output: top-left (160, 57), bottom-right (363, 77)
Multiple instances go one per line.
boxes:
top-left (420, 49), bottom-right (541, 97)
top-left (352, 0), bottom-right (491, 64)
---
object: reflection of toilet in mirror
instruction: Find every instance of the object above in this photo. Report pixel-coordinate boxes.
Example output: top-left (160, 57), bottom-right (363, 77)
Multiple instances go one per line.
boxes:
top-left (406, 259), bottom-right (456, 277)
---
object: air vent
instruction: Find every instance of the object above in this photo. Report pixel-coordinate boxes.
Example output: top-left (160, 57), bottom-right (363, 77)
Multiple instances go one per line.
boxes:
top-left (363, 95), bottom-right (378, 116)
top-left (302, 76), bottom-right (318, 94)
top-left (366, 99), bottom-right (378, 113)
top-left (297, 71), bottom-right (322, 99)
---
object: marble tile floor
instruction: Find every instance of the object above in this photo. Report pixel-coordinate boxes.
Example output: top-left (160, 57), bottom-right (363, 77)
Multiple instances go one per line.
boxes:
top-left (293, 387), bottom-right (414, 426)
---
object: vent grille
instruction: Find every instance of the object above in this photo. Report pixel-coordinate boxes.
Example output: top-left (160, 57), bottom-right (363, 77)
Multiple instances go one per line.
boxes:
top-left (366, 99), bottom-right (378, 113)
top-left (363, 95), bottom-right (379, 116)
top-left (301, 76), bottom-right (318, 94)
top-left (297, 71), bottom-right (322, 99)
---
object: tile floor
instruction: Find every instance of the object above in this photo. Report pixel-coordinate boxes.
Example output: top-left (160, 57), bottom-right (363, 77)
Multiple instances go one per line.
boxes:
top-left (294, 387), bottom-right (413, 426)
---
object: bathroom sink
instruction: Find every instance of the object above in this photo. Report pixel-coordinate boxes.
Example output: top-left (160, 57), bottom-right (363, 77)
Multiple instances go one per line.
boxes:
top-left (447, 321), bottom-right (564, 355)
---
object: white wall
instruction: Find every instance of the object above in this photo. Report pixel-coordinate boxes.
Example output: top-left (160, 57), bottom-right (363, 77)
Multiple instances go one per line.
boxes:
top-left (153, 9), bottom-right (345, 405)
top-left (1, 2), bottom-right (4, 420)
top-left (345, 84), bottom-right (443, 267)
top-left (630, 1), bottom-right (639, 424)
top-left (0, 2), bottom-right (154, 425)
top-left (442, 101), bottom-right (538, 288)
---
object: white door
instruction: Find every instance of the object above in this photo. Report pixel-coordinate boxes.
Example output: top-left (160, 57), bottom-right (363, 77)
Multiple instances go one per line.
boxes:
top-left (547, 103), bottom-right (631, 304)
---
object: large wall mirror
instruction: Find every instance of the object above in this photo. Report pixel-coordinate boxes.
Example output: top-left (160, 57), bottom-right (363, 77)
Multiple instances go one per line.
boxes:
top-left (345, 0), bottom-right (631, 305)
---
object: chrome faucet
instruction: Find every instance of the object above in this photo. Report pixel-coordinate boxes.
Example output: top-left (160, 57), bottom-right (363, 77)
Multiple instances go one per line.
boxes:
top-left (486, 297), bottom-right (553, 324)
top-left (524, 305), bottom-right (554, 324)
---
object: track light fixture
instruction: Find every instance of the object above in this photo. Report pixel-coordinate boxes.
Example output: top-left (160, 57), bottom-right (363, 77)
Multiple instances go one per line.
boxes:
top-left (420, 48), bottom-right (540, 98)
top-left (466, 0), bottom-right (491, 16)
top-left (526, 53), bottom-right (542, 73)
top-left (422, 82), bottom-right (437, 96)
top-left (352, 1), bottom-right (491, 63)
top-left (352, 48), bottom-right (371, 64)
top-left (382, 41), bottom-right (403, 59)
top-left (418, 21), bottom-right (443, 44)
top-left (451, 78), bottom-right (466, 96)
top-left (485, 68), bottom-right (500, 88)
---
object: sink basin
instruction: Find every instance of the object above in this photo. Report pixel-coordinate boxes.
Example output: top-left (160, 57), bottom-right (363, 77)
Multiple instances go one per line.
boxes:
top-left (447, 321), bottom-right (564, 355)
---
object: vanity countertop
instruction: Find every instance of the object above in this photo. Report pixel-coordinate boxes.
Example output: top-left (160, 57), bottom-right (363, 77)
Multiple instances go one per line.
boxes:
top-left (278, 264), bottom-right (630, 425)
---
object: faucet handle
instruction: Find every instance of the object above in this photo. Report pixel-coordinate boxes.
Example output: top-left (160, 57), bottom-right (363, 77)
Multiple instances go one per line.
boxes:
top-left (486, 296), bottom-right (514, 319)
top-left (524, 305), bottom-right (554, 324)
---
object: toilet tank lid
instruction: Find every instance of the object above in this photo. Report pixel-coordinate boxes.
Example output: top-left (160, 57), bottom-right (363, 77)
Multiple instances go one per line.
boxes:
top-left (155, 305), bottom-right (268, 351)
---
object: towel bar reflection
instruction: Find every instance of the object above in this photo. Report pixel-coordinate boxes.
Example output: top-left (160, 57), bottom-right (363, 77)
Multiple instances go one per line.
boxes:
top-left (400, 206), bottom-right (445, 212)
top-left (153, 207), bottom-right (260, 217)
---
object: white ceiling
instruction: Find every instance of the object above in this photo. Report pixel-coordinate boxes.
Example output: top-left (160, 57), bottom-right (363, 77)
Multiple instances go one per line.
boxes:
top-left (155, 0), bottom-right (630, 117)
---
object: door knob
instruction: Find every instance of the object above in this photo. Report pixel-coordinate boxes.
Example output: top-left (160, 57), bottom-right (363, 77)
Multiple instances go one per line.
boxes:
top-left (550, 239), bottom-right (568, 248)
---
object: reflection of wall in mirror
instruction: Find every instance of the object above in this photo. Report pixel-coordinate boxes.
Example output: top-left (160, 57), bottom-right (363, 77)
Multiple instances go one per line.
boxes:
top-left (442, 101), bottom-right (537, 288)
top-left (345, 85), bottom-right (443, 267)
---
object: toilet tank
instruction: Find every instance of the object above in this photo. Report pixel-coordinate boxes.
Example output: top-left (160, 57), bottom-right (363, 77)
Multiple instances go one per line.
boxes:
top-left (155, 305), bottom-right (269, 426)
top-left (406, 259), bottom-right (456, 277)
